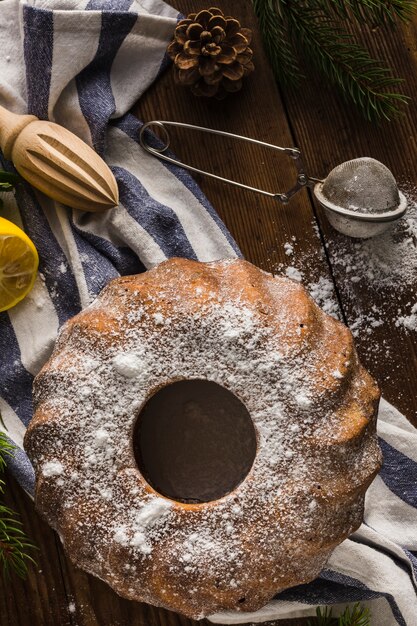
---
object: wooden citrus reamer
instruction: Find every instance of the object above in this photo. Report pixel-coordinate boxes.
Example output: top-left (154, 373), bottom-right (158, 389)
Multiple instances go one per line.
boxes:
top-left (0, 105), bottom-right (119, 212)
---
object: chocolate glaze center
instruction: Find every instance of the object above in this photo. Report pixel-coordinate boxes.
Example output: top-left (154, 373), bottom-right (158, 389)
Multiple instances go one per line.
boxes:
top-left (133, 380), bottom-right (257, 504)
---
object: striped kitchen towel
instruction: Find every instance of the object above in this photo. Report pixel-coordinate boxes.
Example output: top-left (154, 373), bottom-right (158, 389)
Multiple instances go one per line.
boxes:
top-left (0, 0), bottom-right (240, 490)
top-left (0, 1), bottom-right (415, 625)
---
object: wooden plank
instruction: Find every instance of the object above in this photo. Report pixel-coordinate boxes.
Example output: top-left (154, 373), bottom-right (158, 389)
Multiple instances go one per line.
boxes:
top-left (278, 15), bottom-right (417, 424)
top-left (136, 0), bottom-right (339, 286)
top-left (0, 476), bottom-right (72, 626)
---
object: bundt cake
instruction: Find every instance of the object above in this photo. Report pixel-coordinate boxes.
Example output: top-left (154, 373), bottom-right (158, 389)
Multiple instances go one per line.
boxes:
top-left (24, 258), bottom-right (381, 619)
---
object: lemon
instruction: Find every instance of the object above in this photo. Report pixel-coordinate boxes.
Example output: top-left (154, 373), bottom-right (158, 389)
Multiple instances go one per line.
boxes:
top-left (0, 216), bottom-right (39, 313)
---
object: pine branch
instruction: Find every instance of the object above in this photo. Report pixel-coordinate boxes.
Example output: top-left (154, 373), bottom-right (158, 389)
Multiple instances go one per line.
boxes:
top-left (286, 4), bottom-right (409, 121)
top-left (0, 170), bottom-right (20, 189)
top-left (0, 504), bottom-right (37, 579)
top-left (313, 605), bottom-right (337, 625)
top-left (252, 0), bottom-right (415, 121)
top-left (0, 431), bottom-right (15, 473)
top-left (0, 414), bottom-right (37, 579)
top-left (0, 169), bottom-right (20, 210)
top-left (252, 0), bottom-right (302, 86)
top-left (307, 603), bottom-right (371, 625)
top-left (313, 0), bottom-right (417, 24)
top-left (338, 602), bottom-right (371, 626)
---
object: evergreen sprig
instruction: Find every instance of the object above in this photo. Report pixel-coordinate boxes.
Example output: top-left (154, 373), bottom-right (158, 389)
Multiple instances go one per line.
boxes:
top-left (0, 170), bottom-right (21, 210)
top-left (315, 0), bottom-right (416, 24)
top-left (0, 415), bottom-right (36, 579)
top-left (252, 0), bottom-right (417, 121)
top-left (308, 602), bottom-right (371, 626)
top-left (0, 503), bottom-right (36, 579)
top-left (0, 171), bottom-right (20, 191)
top-left (253, 0), bottom-right (302, 86)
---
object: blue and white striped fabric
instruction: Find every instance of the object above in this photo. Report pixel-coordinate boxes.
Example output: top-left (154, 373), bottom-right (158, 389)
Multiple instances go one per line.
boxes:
top-left (0, 0), bottom-right (240, 492)
top-left (0, 1), bottom-right (416, 624)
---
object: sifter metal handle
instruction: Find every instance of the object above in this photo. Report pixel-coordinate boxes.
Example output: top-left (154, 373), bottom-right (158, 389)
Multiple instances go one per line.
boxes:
top-left (139, 120), bottom-right (322, 203)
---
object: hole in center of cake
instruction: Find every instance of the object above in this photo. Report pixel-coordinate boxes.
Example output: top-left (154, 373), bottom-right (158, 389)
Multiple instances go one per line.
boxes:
top-left (133, 379), bottom-right (257, 504)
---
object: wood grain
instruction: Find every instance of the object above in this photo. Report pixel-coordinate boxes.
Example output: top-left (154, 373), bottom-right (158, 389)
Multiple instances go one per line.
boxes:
top-left (0, 105), bottom-right (119, 212)
top-left (1, 477), bottom-right (72, 626)
top-left (279, 18), bottom-right (417, 424)
top-left (1, 1), bottom-right (416, 625)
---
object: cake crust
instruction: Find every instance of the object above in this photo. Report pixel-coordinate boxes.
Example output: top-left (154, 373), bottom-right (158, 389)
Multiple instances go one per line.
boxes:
top-left (24, 258), bottom-right (381, 619)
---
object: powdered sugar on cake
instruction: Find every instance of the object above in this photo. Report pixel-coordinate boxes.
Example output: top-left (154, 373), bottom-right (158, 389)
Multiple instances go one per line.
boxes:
top-left (42, 460), bottom-right (64, 477)
top-left (26, 258), bottom-right (381, 618)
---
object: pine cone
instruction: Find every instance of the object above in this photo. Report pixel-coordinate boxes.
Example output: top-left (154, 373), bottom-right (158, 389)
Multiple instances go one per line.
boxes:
top-left (167, 7), bottom-right (254, 99)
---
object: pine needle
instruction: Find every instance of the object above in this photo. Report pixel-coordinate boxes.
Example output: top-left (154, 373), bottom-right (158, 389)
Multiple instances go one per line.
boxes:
top-left (338, 602), bottom-right (371, 626)
top-left (252, 0), bottom-right (416, 121)
top-left (314, 605), bottom-right (337, 625)
top-left (0, 170), bottom-right (20, 188)
top-left (307, 603), bottom-right (371, 625)
top-left (288, 5), bottom-right (409, 121)
top-left (314, 0), bottom-right (417, 24)
top-left (0, 425), bottom-right (15, 475)
top-left (0, 413), bottom-right (37, 579)
top-left (252, 0), bottom-right (302, 86)
top-left (0, 504), bottom-right (37, 579)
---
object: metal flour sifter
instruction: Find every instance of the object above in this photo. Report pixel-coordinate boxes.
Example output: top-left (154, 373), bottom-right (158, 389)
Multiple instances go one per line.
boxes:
top-left (139, 120), bottom-right (407, 239)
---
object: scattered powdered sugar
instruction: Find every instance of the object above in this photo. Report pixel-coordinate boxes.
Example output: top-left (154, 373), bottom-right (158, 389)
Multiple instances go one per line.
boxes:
top-left (295, 392), bottom-right (312, 408)
top-left (274, 188), bottom-right (417, 374)
top-left (328, 196), bottom-right (417, 289)
top-left (113, 500), bottom-right (172, 554)
top-left (285, 266), bottom-right (303, 282)
top-left (28, 259), bottom-right (380, 617)
top-left (307, 276), bottom-right (341, 320)
top-left (284, 242), bottom-right (294, 256)
top-left (94, 428), bottom-right (111, 445)
top-left (152, 312), bottom-right (165, 325)
top-left (113, 352), bottom-right (142, 378)
top-left (349, 309), bottom-right (384, 338)
top-left (396, 302), bottom-right (417, 331)
top-left (135, 498), bottom-right (172, 527)
top-left (130, 531), bottom-right (152, 554)
top-left (42, 460), bottom-right (64, 476)
top-left (325, 190), bottom-right (417, 338)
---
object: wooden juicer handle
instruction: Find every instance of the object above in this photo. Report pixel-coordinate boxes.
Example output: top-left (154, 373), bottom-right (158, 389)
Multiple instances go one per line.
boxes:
top-left (0, 104), bottom-right (119, 212)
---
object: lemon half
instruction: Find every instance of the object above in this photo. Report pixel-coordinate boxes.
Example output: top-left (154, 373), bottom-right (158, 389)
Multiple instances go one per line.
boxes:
top-left (0, 217), bottom-right (39, 313)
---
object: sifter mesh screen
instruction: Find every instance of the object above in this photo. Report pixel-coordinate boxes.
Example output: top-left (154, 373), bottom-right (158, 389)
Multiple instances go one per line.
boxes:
top-left (319, 157), bottom-right (400, 214)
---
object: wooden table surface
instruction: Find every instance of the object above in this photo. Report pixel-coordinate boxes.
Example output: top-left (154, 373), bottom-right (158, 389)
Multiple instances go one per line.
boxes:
top-left (2, 1), bottom-right (417, 625)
